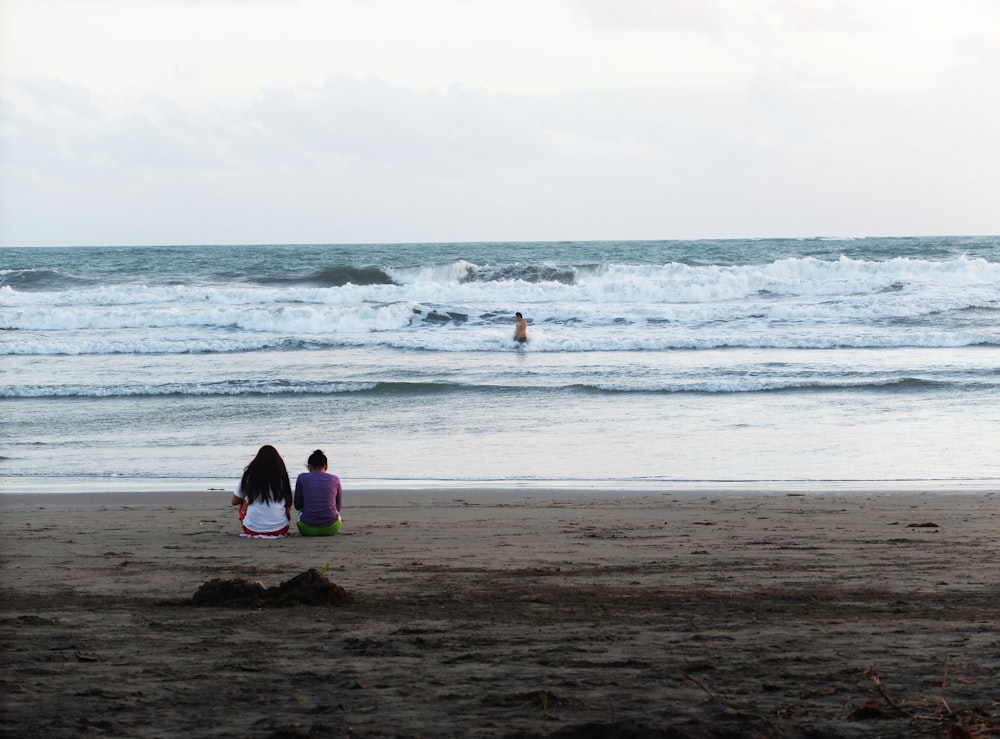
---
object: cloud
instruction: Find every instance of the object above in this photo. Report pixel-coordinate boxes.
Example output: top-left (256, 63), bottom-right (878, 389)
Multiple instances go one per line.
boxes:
top-left (242, 79), bottom-right (554, 177)
top-left (570, 0), bottom-right (729, 32)
top-left (17, 77), bottom-right (103, 118)
top-left (2, 0), bottom-right (1000, 245)
top-left (4, 63), bottom-right (998, 246)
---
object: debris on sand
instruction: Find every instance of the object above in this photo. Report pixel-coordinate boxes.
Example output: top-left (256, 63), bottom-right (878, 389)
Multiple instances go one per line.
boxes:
top-left (191, 578), bottom-right (265, 608)
top-left (191, 568), bottom-right (352, 608)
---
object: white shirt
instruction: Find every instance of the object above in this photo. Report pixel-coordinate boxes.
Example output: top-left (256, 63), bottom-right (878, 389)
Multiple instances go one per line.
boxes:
top-left (234, 481), bottom-right (289, 533)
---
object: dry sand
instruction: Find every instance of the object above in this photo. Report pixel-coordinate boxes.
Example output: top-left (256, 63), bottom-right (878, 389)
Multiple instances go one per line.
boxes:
top-left (1, 488), bottom-right (998, 738)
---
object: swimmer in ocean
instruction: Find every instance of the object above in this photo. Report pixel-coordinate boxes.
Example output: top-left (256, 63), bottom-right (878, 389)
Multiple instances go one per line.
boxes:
top-left (514, 312), bottom-right (528, 345)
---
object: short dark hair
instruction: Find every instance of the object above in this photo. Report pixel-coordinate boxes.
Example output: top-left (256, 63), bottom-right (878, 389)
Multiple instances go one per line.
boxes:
top-left (515, 312), bottom-right (522, 318)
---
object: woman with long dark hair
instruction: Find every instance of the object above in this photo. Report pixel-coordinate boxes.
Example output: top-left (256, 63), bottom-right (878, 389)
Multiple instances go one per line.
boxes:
top-left (230, 445), bottom-right (293, 536)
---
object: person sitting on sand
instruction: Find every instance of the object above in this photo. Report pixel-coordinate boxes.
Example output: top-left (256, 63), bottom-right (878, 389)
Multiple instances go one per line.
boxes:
top-left (231, 445), bottom-right (293, 536)
top-left (293, 449), bottom-right (343, 536)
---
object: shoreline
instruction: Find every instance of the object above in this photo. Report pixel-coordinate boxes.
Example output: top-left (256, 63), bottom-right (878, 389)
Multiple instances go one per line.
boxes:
top-left (3, 475), bottom-right (999, 497)
top-left (2, 486), bottom-right (998, 737)
top-left (4, 484), bottom-right (999, 513)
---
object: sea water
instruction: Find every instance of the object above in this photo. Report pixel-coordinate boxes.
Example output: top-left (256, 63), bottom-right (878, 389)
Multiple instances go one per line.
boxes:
top-left (2, 237), bottom-right (999, 492)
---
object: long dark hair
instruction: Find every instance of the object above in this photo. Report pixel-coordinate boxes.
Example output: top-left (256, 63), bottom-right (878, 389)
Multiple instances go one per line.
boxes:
top-left (241, 445), bottom-right (292, 506)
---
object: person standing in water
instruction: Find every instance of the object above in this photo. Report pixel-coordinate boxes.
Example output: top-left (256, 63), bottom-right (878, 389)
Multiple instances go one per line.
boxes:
top-left (514, 312), bottom-right (528, 345)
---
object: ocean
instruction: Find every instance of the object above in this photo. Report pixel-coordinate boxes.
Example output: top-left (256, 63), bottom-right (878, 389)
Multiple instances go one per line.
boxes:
top-left (3, 237), bottom-right (1000, 494)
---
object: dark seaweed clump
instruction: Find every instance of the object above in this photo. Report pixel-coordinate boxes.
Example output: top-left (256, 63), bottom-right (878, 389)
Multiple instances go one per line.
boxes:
top-left (191, 568), bottom-right (352, 608)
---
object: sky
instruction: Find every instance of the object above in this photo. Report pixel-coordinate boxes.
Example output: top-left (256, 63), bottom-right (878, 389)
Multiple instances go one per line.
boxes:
top-left (1, 0), bottom-right (999, 246)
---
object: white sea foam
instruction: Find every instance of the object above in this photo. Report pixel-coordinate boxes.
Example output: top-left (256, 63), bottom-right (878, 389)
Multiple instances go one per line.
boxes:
top-left (1, 380), bottom-right (378, 398)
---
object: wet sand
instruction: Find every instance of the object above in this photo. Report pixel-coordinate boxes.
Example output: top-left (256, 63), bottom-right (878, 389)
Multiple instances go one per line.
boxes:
top-left (1, 488), bottom-right (998, 738)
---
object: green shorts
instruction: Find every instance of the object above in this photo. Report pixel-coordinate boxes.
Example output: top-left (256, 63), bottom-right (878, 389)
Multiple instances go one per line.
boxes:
top-left (296, 517), bottom-right (342, 537)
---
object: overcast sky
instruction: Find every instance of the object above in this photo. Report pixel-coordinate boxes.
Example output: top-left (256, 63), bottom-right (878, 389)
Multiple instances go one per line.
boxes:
top-left (2, 0), bottom-right (999, 246)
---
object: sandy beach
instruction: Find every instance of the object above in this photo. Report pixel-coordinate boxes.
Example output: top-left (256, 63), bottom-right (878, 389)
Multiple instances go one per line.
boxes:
top-left (1, 488), bottom-right (998, 738)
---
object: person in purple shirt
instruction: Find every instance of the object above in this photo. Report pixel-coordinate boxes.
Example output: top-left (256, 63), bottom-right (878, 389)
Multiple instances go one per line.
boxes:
top-left (293, 449), bottom-right (343, 536)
